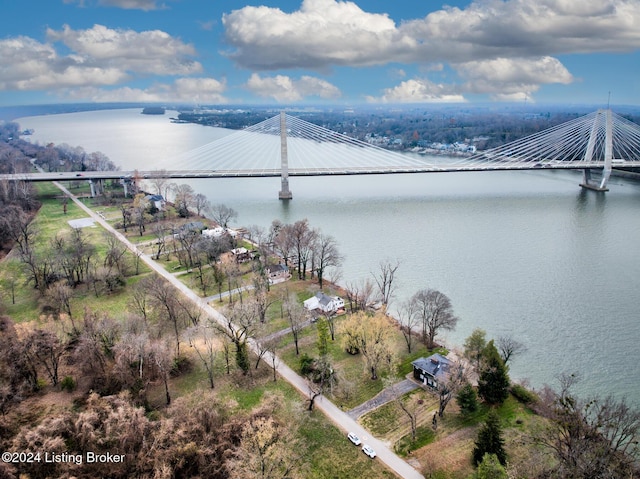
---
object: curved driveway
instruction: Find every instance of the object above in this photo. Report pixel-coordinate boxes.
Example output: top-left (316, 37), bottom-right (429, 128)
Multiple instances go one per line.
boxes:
top-left (57, 181), bottom-right (424, 479)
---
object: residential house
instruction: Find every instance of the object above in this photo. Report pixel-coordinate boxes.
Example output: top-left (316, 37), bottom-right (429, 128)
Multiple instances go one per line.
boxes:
top-left (266, 264), bottom-right (290, 285)
top-left (230, 247), bottom-right (253, 263)
top-left (202, 226), bottom-right (226, 238)
top-left (303, 291), bottom-right (345, 314)
top-left (145, 194), bottom-right (165, 211)
top-left (411, 353), bottom-right (452, 389)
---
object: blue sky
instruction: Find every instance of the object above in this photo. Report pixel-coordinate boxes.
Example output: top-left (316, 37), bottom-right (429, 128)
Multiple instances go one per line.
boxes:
top-left (1, 0), bottom-right (639, 106)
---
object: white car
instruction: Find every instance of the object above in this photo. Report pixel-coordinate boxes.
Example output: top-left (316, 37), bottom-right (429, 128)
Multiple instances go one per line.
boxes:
top-left (362, 444), bottom-right (376, 458)
top-left (347, 432), bottom-right (361, 445)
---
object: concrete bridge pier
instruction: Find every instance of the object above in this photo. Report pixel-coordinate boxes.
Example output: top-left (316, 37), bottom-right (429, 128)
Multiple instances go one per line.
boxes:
top-left (278, 111), bottom-right (293, 200)
top-left (89, 179), bottom-right (106, 197)
top-left (580, 109), bottom-right (612, 192)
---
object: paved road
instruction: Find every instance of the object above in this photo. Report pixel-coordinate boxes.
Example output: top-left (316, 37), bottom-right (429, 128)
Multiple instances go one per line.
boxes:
top-left (347, 379), bottom-right (420, 420)
top-left (57, 184), bottom-right (425, 479)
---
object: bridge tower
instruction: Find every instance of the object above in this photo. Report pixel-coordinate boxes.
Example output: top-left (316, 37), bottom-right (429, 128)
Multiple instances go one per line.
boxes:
top-left (580, 109), bottom-right (613, 192)
top-left (278, 111), bottom-right (293, 200)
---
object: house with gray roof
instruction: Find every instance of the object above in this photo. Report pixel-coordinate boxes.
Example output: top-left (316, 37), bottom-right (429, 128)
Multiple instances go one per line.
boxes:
top-left (303, 291), bottom-right (345, 314)
top-left (411, 353), bottom-right (452, 389)
top-left (266, 264), bottom-right (290, 285)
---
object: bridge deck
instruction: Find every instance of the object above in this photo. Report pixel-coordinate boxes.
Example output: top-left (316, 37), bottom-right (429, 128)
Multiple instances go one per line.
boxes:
top-left (4, 161), bottom-right (640, 182)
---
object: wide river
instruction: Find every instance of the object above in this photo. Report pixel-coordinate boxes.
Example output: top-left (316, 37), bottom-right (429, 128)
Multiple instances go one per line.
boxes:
top-left (18, 108), bottom-right (640, 403)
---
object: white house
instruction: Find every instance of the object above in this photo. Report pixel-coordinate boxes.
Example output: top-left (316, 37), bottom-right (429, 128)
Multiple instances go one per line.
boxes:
top-left (145, 194), bottom-right (165, 211)
top-left (303, 291), bottom-right (345, 314)
top-left (202, 226), bottom-right (226, 238)
top-left (266, 264), bottom-right (290, 285)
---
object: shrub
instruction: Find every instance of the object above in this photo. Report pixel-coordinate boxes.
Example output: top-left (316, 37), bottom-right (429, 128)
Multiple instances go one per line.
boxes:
top-left (299, 353), bottom-right (315, 376)
top-left (510, 383), bottom-right (537, 404)
top-left (60, 376), bottom-right (76, 392)
top-left (171, 355), bottom-right (193, 376)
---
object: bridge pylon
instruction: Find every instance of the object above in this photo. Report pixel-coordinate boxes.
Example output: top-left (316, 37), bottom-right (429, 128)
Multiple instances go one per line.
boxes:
top-left (580, 109), bottom-right (612, 192)
top-left (278, 111), bottom-right (293, 200)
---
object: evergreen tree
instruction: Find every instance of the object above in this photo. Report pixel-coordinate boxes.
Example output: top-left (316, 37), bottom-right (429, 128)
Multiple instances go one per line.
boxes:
top-left (477, 340), bottom-right (510, 404)
top-left (456, 382), bottom-right (478, 414)
top-left (473, 410), bottom-right (507, 466)
top-left (476, 453), bottom-right (508, 479)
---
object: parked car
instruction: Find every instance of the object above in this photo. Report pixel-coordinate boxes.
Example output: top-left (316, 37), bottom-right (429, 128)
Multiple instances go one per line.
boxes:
top-left (347, 432), bottom-right (361, 445)
top-left (362, 444), bottom-right (376, 458)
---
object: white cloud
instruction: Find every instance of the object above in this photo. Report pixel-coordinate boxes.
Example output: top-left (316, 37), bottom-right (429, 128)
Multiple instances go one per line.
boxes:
top-left (455, 56), bottom-right (574, 99)
top-left (368, 56), bottom-right (573, 103)
top-left (366, 79), bottom-right (466, 104)
top-left (0, 26), bottom-right (202, 92)
top-left (245, 73), bottom-right (341, 102)
top-left (64, 0), bottom-right (169, 11)
top-left (47, 25), bottom-right (201, 75)
top-left (99, 0), bottom-right (166, 10)
top-left (222, 0), bottom-right (640, 67)
top-left (223, 0), bottom-right (415, 69)
top-left (222, 0), bottom-right (640, 101)
top-left (0, 36), bottom-right (128, 90)
top-left (62, 77), bottom-right (228, 103)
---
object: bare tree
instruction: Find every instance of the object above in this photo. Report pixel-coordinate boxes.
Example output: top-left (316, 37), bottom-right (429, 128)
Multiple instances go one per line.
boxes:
top-left (184, 323), bottom-right (219, 389)
top-left (496, 335), bottom-right (527, 365)
top-left (193, 193), bottom-right (210, 217)
top-left (103, 233), bottom-right (129, 276)
top-left (313, 233), bottom-right (342, 289)
top-left (215, 301), bottom-right (258, 375)
top-left (210, 203), bottom-right (238, 229)
top-left (174, 183), bottom-right (195, 217)
top-left (253, 326), bottom-right (278, 371)
top-left (130, 278), bottom-right (152, 323)
top-left (396, 298), bottom-right (420, 353)
top-left (284, 292), bottom-right (306, 355)
top-left (344, 278), bottom-right (375, 312)
top-left (437, 360), bottom-right (467, 417)
top-left (388, 378), bottom-right (428, 441)
top-left (120, 204), bottom-right (131, 233)
top-left (272, 221), bottom-right (294, 268)
top-left (149, 171), bottom-right (168, 197)
top-left (24, 327), bottom-right (67, 387)
top-left (147, 277), bottom-right (187, 356)
top-left (228, 407), bottom-right (302, 479)
top-left (149, 340), bottom-right (173, 405)
top-left (151, 223), bottom-right (168, 260)
top-left (131, 193), bottom-right (150, 236)
top-left (372, 259), bottom-right (400, 306)
top-left (410, 288), bottom-right (459, 349)
top-left (535, 373), bottom-right (640, 479)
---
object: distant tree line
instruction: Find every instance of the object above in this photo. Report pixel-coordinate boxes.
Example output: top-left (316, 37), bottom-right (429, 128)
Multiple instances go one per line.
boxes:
top-left (176, 107), bottom-right (640, 152)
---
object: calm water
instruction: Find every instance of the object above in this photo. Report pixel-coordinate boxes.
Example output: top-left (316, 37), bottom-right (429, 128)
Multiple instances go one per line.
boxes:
top-left (19, 108), bottom-right (640, 402)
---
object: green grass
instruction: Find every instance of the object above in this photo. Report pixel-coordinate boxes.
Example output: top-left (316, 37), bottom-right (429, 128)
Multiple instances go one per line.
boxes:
top-left (360, 399), bottom-right (403, 436)
top-left (298, 411), bottom-right (395, 479)
top-left (395, 426), bottom-right (437, 456)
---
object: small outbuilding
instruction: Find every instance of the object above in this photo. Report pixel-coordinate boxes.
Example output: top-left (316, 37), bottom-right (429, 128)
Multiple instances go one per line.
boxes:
top-left (411, 353), bottom-right (452, 389)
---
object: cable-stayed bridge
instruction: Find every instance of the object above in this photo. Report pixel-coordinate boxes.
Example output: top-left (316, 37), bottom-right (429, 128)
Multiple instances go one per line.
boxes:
top-left (5, 109), bottom-right (640, 198)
